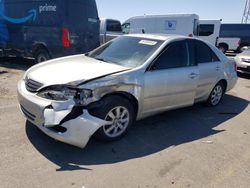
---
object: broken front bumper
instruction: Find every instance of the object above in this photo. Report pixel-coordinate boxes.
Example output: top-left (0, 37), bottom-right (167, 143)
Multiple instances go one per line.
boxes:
top-left (17, 80), bottom-right (106, 148)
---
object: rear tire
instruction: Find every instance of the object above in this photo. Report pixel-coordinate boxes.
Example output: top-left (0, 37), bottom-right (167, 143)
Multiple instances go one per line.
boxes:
top-left (91, 96), bottom-right (135, 142)
top-left (206, 82), bottom-right (225, 107)
top-left (34, 48), bottom-right (50, 63)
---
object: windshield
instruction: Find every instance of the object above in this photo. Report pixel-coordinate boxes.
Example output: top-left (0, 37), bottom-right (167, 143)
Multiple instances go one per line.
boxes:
top-left (122, 23), bottom-right (131, 34)
top-left (88, 36), bottom-right (163, 68)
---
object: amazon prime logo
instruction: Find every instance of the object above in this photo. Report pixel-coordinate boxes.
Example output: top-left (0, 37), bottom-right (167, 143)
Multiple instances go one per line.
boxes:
top-left (39, 4), bottom-right (56, 13)
top-left (0, 0), bottom-right (37, 24)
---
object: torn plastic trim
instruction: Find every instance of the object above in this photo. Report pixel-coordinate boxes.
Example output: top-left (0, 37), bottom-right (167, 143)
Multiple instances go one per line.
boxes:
top-left (37, 110), bottom-right (108, 148)
top-left (43, 99), bottom-right (75, 127)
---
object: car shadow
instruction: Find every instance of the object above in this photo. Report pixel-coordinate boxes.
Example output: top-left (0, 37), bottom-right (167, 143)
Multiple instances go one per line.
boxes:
top-left (26, 94), bottom-right (249, 171)
top-left (238, 72), bottom-right (250, 79)
top-left (0, 57), bottom-right (34, 71)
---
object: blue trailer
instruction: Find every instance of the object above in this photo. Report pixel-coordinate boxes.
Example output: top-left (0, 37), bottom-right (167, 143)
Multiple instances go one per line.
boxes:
top-left (0, 0), bottom-right (100, 62)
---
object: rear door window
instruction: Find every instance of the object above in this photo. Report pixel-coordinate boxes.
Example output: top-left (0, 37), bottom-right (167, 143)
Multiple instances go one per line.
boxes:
top-left (195, 40), bottom-right (220, 63)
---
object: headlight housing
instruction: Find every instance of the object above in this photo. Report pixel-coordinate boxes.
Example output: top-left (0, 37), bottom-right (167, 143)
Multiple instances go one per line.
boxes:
top-left (240, 58), bottom-right (250, 63)
top-left (37, 85), bottom-right (92, 103)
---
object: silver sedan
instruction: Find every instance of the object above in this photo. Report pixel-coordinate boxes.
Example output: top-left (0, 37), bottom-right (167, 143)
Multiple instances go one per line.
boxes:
top-left (17, 34), bottom-right (238, 148)
top-left (235, 47), bottom-right (250, 74)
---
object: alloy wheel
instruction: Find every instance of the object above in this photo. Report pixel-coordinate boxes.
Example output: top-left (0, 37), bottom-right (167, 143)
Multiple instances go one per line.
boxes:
top-left (211, 85), bottom-right (223, 106)
top-left (103, 106), bottom-right (130, 138)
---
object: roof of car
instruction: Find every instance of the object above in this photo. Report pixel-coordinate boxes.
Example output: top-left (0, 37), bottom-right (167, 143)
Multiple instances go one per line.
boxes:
top-left (126, 34), bottom-right (189, 41)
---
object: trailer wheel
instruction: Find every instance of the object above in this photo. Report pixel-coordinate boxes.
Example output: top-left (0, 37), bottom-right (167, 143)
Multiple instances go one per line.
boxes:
top-left (34, 48), bottom-right (50, 63)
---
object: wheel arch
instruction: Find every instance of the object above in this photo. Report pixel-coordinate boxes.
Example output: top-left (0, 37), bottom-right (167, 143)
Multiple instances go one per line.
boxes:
top-left (32, 42), bottom-right (51, 57)
top-left (218, 79), bottom-right (228, 92)
top-left (103, 91), bottom-right (139, 119)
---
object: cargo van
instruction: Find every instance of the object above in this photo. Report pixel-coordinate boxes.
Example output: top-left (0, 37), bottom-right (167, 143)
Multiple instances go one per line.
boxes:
top-left (122, 14), bottom-right (199, 37)
top-left (0, 0), bottom-right (100, 62)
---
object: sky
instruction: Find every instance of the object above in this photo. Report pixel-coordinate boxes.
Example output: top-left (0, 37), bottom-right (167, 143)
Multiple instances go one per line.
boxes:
top-left (96, 0), bottom-right (247, 23)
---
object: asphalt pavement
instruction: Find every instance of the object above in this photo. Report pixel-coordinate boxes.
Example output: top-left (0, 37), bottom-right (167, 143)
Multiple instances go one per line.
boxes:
top-left (0, 57), bottom-right (250, 188)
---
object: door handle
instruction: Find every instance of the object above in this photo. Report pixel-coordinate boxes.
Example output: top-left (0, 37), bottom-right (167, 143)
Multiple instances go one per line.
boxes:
top-left (216, 66), bottom-right (221, 71)
top-left (189, 73), bottom-right (199, 79)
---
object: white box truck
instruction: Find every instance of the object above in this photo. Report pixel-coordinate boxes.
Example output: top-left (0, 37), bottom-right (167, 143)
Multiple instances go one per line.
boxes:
top-left (122, 14), bottom-right (199, 37)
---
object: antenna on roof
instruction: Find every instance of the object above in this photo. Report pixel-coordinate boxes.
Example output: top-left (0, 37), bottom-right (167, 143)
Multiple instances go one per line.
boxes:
top-left (242, 0), bottom-right (250, 23)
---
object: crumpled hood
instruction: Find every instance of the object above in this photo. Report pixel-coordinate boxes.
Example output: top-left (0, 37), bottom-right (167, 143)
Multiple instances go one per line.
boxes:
top-left (25, 55), bottom-right (130, 86)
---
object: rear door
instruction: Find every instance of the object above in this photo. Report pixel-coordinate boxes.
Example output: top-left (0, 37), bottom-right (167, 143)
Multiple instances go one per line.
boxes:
top-left (66, 0), bottom-right (99, 53)
top-left (143, 39), bottom-right (199, 115)
top-left (193, 40), bottom-right (221, 101)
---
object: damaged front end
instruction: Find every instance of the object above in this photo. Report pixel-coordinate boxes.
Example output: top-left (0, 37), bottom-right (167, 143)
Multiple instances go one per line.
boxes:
top-left (17, 80), bottom-right (109, 148)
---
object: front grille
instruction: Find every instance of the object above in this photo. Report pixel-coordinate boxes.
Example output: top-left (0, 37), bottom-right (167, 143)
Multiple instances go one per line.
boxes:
top-left (25, 79), bottom-right (43, 93)
top-left (20, 105), bottom-right (36, 121)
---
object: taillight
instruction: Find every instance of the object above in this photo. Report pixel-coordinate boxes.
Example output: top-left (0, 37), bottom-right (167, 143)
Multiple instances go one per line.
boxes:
top-left (62, 27), bottom-right (70, 48)
top-left (188, 34), bottom-right (193, 37)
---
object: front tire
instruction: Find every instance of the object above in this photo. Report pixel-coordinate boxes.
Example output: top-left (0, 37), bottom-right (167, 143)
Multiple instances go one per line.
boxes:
top-left (91, 96), bottom-right (135, 142)
top-left (206, 82), bottom-right (225, 107)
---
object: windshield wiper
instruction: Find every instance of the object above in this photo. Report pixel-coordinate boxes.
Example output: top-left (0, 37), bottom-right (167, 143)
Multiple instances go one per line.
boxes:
top-left (94, 57), bottom-right (108, 63)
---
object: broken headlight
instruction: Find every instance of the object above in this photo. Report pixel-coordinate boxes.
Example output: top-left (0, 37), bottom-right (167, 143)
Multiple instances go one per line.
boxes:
top-left (37, 85), bottom-right (92, 102)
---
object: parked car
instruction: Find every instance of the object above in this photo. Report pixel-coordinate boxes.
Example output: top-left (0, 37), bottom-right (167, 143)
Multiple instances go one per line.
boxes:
top-left (100, 18), bottom-right (122, 45)
top-left (235, 47), bottom-right (250, 74)
top-left (217, 37), bottom-right (241, 53)
top-left (199, 20), bottom-right (221, 46)
top-left (122, 14), bottom-right (199, 37)
top-left (220, 24), bottom-right (250, 52)
top-left (17, 34), bottom-right (238, 148)
top-left (0, 0), bottom-right (100, 63)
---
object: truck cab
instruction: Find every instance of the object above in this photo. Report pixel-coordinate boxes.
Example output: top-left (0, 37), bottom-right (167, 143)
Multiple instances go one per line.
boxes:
top-left (100, 18), bottom-right (122, 45)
